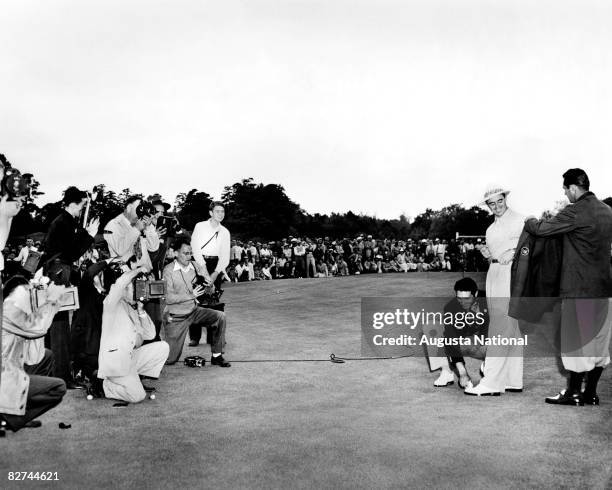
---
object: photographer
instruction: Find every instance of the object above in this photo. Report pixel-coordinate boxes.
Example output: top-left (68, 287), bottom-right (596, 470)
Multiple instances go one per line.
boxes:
top-left (0, 276), bottom-right (67, 431)
top-left (104, 196), bottom-right (160, 270)
top-left (162, 238), bottom-right (230, 366)
top-left (0, 192), bottom-right (25, 402)
top-left (105, 197), bottom-right (164, 341)
top-left (44, 186), bottom-right (99, 386)
top-left (97, 266), bottom-right (169, 403)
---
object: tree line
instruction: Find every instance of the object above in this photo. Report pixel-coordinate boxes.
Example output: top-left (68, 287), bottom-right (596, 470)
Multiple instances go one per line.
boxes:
top-left (6, 168), bottom-right (612, 244)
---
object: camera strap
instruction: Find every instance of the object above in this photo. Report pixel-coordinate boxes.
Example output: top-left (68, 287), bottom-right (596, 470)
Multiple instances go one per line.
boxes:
top-left (200, 231), bottom-right (218, 249)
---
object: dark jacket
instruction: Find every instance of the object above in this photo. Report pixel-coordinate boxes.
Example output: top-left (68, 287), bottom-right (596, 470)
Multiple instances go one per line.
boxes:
top-left (524, 192), bottom-right (612, 298)
top-left (443, 291), bottom-right (489, 360)
top-left (45, 210), bottom-right (94, 265)
top-left (508, 227), bottom-right (563, 322)
top-left (44, 210), bottom-right (94, 286)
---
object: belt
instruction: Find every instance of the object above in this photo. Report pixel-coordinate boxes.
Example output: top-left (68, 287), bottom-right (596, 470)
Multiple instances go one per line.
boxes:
top-left (204, 256), bottom-right (218, 260)
top-left (491, 259), bottom-right (499, 263)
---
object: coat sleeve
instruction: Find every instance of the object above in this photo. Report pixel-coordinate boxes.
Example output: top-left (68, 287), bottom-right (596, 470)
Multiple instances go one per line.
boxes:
top-left (524, 206), bottom-right (577, 237)
top-left (2, 300), bottom-right (61, 339)
top-left (143, 224), bottom-right (160, 253)
top-left (104, 270), bottom-right (139, 307)
top-left (104, 219), bottom-right (140, 260)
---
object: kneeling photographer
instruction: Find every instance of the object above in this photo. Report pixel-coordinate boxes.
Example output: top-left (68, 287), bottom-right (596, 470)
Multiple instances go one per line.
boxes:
top-left (162, 237), bottom-right (230, 367)
top-left (96, 266), bottom-right (169, 403)
top-left (0, 276), bottom-right (67, 431)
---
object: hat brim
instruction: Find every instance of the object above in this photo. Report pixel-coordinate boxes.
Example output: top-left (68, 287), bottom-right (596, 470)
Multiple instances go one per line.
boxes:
top-left (481, 190), bottom-right (510, 206)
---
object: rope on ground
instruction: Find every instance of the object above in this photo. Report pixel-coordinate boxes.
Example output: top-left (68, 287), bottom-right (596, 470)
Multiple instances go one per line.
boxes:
top-left (226, 353), bottom-right (413, 363)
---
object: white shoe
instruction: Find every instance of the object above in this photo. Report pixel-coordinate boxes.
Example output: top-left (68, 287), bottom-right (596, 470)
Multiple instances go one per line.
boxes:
top-left (434, 370), bottom-right (455, 387)
top-left (464, 383), bottom-right (501, 396)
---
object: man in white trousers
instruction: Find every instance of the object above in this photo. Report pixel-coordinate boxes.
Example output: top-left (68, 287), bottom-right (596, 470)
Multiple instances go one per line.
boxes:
top-left (465, 185), bottom-right (525, 396)
top-left (97, 267), bottom-right (169, 403)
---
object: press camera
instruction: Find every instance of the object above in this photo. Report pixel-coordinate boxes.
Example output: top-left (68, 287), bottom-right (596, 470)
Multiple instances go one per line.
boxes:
top-left (133, 274), bottom-right (166, 302)
top-left (191, 273), bottom-right (223, 306)
top-left (157, 215), bottom-right (182, 237)
top-left (30, 285), bottom-right (80, 312)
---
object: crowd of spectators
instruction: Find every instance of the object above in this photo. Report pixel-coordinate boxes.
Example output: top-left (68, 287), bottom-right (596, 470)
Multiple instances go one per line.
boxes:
top-left (2, 235), bottom-right (491, 286)
top-left (221, 235), bottom-right (490, 282)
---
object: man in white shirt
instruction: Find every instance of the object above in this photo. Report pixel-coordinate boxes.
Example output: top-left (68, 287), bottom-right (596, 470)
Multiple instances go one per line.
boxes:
top-left (13, 238), bottom-right (36, 267)
top-left (465, 185), bottom-right (525, 396)
top-left (230, 240), bottom-right (244, 263)
top-left (189, 201), bottom-right (230, 346)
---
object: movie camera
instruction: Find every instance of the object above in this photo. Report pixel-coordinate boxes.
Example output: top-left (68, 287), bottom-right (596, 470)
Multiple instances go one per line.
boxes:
top-left (0, 158), bottom-right (33, 201)
top-left (156, 214), bottom-right (182, 237)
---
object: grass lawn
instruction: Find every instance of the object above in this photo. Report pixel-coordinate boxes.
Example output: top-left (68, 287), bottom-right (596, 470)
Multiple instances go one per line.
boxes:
top-left (2, 272), bottom-right (611, 489)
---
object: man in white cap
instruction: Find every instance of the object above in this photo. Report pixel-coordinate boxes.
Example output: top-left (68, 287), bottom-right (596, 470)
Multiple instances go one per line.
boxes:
top-left (465, 185), bottom-right (525, 396)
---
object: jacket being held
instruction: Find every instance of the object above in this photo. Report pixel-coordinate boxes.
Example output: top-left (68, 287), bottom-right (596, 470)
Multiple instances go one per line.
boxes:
top-left (524, 192), bottom-right (612, 298)
top-left (508, 226), bottom-right (563, 322)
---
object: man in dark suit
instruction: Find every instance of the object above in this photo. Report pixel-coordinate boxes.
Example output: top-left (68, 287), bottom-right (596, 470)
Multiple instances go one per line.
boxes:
top-left (44, 187), bottom-right (99, 386)
top-left (525, 168), bottom-right (612, 406)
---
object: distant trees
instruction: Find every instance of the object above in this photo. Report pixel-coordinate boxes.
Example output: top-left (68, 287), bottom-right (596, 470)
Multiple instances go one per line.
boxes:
top-left (10, 172), bottom-right (611, 245)
top-left (175, 189), bottom-right (213, 231)
top-left (221, 178), bottom-right (302, 241)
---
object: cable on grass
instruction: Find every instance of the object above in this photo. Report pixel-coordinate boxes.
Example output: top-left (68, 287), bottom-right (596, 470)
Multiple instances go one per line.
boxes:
top-left (224, 353), bottom-right (413, 364)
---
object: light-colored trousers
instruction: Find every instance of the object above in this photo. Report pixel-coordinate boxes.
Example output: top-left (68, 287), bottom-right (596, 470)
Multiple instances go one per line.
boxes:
top-left (561, 298), bottom-right (611, 372)
top-left (103, 341), bottom-right (169, 403)
top-left (480, 263), bottom-right (523, 391)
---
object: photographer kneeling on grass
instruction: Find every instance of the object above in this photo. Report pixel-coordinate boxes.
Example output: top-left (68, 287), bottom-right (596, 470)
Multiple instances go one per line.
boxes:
top-left (0, 276), bottom-right (67, 431)
top-left (162, 237), bottom-right (230, 367)
top-left (96, 266), bottom-right (169, 403)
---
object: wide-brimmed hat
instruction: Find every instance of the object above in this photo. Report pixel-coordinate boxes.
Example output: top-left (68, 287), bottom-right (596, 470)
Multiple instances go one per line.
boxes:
top-left (151, 199), bottom-right (171, 211)
top-left (481, 184), bottom-right (510, 205)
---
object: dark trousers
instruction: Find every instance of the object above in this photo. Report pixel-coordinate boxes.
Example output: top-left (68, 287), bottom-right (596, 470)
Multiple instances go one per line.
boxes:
top-left (189, 257), bottom-right (223, 343)
top-left (44, 262), bottom-right (73, 383)
top-left (143, 299), bottom-right (163, 344)
top-left (1, 349), bottom-right (67, 432)
top-left (45, 311), bottom-right (72, 383)
top-left (166, 307), bottom-right (227, 364)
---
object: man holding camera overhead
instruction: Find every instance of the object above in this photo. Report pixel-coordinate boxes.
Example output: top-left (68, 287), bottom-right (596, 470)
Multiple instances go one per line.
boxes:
top-left (104, 196), bottom-right (160, 270)
top-left (97, 266), bottom-right (169, 403)
top-left (44, 186), bottom-right (100, 386)
top-left (105, 196), bottom-right (165, 340)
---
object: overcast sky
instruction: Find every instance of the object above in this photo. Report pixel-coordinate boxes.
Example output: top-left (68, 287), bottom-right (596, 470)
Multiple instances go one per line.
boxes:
top-left (1, 0), bottom-right (611, 220)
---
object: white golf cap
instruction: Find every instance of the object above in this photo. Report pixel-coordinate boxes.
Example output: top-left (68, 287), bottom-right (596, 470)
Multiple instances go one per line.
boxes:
top-left (481, 184), bottom-right (510, 205)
